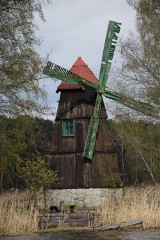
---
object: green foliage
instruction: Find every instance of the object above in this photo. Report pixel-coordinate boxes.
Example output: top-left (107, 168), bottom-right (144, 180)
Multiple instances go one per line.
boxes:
top-left (105, 173), bottom-right (123, 188)
top-left (0, 116), bottom-right (31, 189)
top-left (21, 156), bottom-right (59, 201)
top-left (110, 0), bottom-right (160, 185)
top-left (0, 115), bottom-right (54, 190)
top-left (110, 120), bottom-right (160, 184)
top-left (113, 0), bottom-right (160, 120)
top-left (0, 0), bottom-right (53, 116)
top-left (0, 1), bottom-right (54, 192)
top-left (128, 0), bottom-right (159, 45)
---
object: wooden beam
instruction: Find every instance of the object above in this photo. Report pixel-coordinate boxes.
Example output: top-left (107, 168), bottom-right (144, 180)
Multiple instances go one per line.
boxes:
top-left (95, 219), bottom-right (145, 230)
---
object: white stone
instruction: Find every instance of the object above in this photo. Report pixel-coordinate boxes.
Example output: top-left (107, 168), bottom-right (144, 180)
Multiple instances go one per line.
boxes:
top-left (46, 188), bottom-right (123, 208)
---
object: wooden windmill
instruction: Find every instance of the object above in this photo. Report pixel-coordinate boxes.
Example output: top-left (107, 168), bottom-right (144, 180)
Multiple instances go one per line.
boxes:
top-left (43, 21), bottom-right (155, 189)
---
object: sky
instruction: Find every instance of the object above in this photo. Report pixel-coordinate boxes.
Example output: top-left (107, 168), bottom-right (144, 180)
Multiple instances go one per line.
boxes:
top-left (36, 0), bottom-right (136, 119)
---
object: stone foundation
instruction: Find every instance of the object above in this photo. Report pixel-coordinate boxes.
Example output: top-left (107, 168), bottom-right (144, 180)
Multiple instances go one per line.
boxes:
top-left (46, 188), bottom-right (123, 208)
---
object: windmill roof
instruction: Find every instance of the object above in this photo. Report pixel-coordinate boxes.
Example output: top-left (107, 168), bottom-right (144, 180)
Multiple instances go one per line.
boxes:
top-left (57, 57), bottom-right (98, 91)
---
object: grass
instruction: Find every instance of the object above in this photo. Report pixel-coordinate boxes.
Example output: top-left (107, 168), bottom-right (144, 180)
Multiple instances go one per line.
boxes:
top-left (0, 190), bottom-right (38, 236)
top-left (0, 185), bottom-right (160, 236)
top-left (95, 185), bottom-right (160, 229)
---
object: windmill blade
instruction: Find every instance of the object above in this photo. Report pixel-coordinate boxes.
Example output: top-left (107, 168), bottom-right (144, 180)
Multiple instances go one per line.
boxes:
top-left (99, 21), bottom-right (121, 86)
top-left (83, 21), bottom-right (121, 160)
top-left (104, 89), bottom-right (159, 118)
top-left (43, 61), bottom-right (97, 94)
top-left (83, 93), bottom-right (102, 159)
top-left (101, 21), bottom-right (121, 64)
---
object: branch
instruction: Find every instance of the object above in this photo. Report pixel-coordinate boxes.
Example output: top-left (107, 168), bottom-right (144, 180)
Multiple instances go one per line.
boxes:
top-left (137, 147), bottom-right (158, 185)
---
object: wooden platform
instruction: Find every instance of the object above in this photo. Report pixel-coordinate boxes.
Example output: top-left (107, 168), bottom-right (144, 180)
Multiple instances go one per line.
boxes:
top-left (38, 212), bottom-right (95, 229)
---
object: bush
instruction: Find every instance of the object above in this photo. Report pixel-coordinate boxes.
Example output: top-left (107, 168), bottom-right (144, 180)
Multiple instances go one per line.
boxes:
top-left (105, 173), bottom-right (123, 188)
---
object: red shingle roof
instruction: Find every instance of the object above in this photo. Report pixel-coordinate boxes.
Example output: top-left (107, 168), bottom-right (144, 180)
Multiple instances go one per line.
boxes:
top-left (57, 57), bottom-right (98, 91)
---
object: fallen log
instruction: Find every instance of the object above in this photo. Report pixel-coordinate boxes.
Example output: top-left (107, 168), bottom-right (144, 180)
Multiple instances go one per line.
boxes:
top-left (95, 219), bottom-right (145, 231)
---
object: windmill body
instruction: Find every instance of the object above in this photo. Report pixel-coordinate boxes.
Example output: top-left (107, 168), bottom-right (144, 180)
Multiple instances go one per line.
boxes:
top-left (51, 57), bottom-right (120, 189)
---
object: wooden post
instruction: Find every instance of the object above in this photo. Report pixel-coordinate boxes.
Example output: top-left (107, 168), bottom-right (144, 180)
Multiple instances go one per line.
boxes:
top-left (59, 201), bottom-right (64, 213)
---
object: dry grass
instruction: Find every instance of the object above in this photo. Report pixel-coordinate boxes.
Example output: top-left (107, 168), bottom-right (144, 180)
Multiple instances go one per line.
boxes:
top-left (95, 185), bottom-right (160, 229)
top-left (1, 186), bottom-right (160, 235)
top-left (0, 190), bottom-right (39, 236)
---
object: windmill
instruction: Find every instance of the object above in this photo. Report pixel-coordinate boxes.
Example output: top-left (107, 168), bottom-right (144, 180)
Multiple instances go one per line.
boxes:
top-left (43, 21), bottom-right (156, 188)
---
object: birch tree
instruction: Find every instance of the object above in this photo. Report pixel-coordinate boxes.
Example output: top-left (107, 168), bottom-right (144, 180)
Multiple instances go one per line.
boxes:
top-left (111, 0), bottom-right (160, 120)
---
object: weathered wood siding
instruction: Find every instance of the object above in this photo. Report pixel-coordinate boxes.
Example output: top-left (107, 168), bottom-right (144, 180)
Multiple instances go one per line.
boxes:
top-left (51, 89), bottom-right (121, 189)
top-left (51, 119), bottom-right (115, 153)
top-left (51, 153), bottom-right (119, 188)
top-left (56, 90), bottom-right (107, 120)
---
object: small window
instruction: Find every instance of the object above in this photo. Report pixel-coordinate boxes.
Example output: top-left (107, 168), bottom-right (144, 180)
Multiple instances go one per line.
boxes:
top-left (62, 119), bottom-right (76, 136)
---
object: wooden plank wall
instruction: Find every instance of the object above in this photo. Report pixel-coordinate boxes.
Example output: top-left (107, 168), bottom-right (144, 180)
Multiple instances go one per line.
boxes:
top-left (51, 90), bottom-right (121, 189)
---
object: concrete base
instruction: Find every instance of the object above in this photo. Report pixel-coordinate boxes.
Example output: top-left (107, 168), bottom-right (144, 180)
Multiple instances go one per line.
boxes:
top-left (46, 188), bottom-right (123, 208)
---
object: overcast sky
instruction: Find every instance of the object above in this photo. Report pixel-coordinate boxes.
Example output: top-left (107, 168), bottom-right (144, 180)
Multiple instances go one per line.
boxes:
top-left (37, 0), bottom-right (137, 119)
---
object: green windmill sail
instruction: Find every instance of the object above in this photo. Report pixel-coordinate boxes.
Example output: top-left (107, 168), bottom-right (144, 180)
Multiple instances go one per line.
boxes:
top-left (43, 20), bottom-right (158, 160)
top-left (83, 21), bottom-right (121, 159)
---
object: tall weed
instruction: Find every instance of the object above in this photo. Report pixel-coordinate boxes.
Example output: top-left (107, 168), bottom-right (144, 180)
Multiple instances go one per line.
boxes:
top-left (95, 185), bottom-right (160, 229)
top-left (0, 191), bottom-right (38, 235)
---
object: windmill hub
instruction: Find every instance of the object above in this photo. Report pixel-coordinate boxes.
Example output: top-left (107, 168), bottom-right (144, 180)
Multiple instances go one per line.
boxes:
top-left (98, 85), bottom-right (105, 94)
